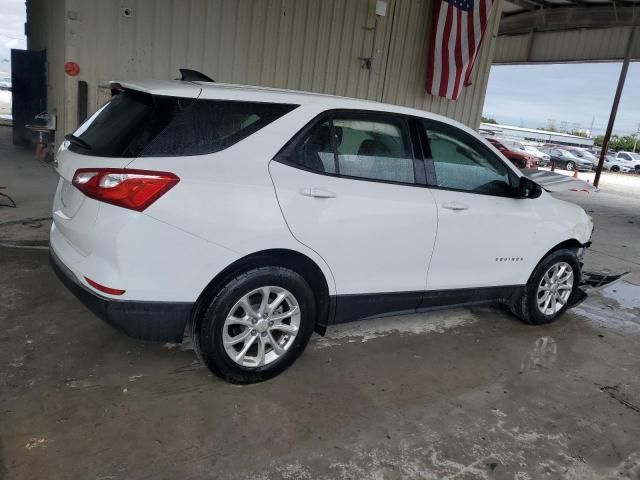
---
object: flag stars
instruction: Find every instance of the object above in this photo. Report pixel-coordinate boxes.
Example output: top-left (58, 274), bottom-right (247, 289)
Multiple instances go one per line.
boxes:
top-left (448, 0), bottom-right (475, 11)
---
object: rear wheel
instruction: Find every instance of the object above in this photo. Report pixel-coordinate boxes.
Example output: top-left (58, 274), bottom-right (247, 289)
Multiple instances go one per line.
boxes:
top-left (510, 249), bottom-right (580, 325)
top-left (611, 166), bottom-right (620, 172)
top-left (194, 266), bottom-right (316, 384)
top-left (565, 161), bottom-right (575, 171)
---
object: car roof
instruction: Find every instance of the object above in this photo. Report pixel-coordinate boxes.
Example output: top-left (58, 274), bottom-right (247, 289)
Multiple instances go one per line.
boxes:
top-left (109, 79), bottom-right (471, 129)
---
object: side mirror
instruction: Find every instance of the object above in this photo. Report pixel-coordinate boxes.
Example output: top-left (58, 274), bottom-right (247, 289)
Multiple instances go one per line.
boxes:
top-left (519, 177), bottom-right (542, 199)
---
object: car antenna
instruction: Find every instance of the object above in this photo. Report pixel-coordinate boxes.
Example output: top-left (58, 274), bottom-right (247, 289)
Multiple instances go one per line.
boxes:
top-left (178, 68), bottom-right (215, 82)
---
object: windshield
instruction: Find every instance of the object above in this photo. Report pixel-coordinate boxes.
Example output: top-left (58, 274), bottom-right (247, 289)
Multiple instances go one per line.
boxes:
top-left (628, 152), bottom-right (640, 161)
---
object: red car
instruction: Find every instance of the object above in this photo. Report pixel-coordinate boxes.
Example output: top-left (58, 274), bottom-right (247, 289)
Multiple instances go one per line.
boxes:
top-left (486, 138), bottom-right (538, 169)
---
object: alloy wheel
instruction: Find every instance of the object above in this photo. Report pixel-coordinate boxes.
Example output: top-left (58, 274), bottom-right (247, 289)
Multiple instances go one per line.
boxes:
top-left (536, 262), bottom-right (574, 316)
top-left (566, 162), bottom-right (575, 171)
top-left (222, 286), bottom-right (301, 368)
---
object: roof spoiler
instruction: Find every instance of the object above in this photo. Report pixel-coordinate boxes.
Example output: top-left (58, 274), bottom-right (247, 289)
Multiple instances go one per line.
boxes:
top-left (179, 68), bottom-right (215, 82)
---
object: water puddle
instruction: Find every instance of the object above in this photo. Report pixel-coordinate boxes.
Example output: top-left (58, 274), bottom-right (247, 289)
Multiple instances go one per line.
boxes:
top-left (601, 281), bottom-right (640, 309)
top-left (573, 280), bottom-right (640, 332)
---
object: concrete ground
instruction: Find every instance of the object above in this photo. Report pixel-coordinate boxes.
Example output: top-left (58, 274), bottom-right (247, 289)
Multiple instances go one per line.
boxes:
top-left (1, 125), bottom-right (640, 479)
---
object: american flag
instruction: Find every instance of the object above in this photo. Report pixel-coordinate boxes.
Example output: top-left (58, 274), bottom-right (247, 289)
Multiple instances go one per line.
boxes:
top-left (425, 0), bottom-right (494, 100)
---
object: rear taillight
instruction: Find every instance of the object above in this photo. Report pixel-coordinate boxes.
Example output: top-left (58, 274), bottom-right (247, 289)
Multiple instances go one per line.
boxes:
top-left (72, 168), bottom-right (179, 212)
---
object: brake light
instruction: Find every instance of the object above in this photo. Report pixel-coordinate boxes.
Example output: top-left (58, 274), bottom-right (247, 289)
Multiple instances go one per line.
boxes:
top-left (84, 276), bottom-right (126, 296)
top-left (72, 168), bottom-right (179, 212)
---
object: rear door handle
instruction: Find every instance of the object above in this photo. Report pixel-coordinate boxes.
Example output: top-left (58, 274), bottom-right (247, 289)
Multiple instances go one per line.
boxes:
top-left (442, 202), bottom-right (468, 211)
top-left (299, 187), bottom-right (336, 198)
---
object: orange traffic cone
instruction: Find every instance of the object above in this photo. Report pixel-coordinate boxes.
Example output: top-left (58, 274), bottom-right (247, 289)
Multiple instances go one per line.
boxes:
top-left (573, 169), bottom-right (578, 179)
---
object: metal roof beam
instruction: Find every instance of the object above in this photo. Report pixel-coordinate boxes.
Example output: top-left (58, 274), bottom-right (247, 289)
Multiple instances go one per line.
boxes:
top-left (499, 6), bottom-right (640, 35)
top-left (503, 0), bottom-right (539, 11)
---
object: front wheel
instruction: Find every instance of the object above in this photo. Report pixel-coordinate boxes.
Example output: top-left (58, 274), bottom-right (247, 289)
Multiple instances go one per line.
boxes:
top-left (611, 166), bottom-right (620, 172)
top-left (194, 266), bottom-right (316, 384)
top-left (565, 161), bottom-right (575, 171)
top-left (510, 249), bottom-right (581, 325)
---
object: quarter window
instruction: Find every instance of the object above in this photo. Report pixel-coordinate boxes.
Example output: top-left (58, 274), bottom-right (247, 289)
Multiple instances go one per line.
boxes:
top-left (284, 113), bottom-right (416, 184)
top-left (423, 123), bottom-right (513, 196)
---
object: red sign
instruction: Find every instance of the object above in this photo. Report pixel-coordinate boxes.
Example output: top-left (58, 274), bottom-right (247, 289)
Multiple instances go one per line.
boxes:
top-left (64, 61), bottom-right (80, 76)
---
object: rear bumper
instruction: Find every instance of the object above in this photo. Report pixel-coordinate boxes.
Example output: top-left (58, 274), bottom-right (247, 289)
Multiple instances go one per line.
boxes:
top-left (50, 249), bottom-right (191, 342)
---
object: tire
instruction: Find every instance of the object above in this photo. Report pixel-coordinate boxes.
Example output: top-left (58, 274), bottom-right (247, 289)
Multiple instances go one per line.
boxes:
top-left (510, 248), bottom-right (581, 325)
top-left (565, 161), bottom-right (575, 171)
top-left (611, 166), bottom-right (620, 172)
top-left (194, 266), bottom-right (316, 384)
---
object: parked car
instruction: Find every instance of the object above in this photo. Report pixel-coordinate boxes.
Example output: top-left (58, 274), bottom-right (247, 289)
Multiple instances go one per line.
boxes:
top-left (500, 140), bottom-right (549, 164)
top-left (588, 147), bottom-right (614, 159)
top-left (614, 151), bottom-right (640, 172)
top-left (603, 155), bottom-right (632, 173)
top-left (567, 148), bottom-right (599, 167)
top-left (520, 144), bottom-right (551, 167)
top-left (547, 148), bottom-right (594, 172)
top-left (485, 138), bottom-right (538, 169)
top-left (50, 78), bottom-right (593, 383)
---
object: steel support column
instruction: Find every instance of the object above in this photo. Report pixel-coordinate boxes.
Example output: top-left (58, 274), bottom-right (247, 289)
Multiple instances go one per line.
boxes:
top-left (594, 26), bottom-right (636, 188)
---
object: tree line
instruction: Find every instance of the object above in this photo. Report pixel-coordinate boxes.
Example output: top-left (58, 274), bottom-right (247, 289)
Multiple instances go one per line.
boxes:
top-left (592, 134), bottom-right (638, 152)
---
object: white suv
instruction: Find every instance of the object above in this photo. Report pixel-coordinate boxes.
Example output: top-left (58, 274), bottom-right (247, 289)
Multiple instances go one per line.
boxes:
top-left (614, 151), bottom-right (640, 172)
top-left (50, 79), bottom-right (593, 383)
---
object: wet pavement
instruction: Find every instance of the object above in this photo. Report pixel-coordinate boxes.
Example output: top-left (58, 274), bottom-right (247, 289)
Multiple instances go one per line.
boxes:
top-left (1, 245), bottom-right (640, 479)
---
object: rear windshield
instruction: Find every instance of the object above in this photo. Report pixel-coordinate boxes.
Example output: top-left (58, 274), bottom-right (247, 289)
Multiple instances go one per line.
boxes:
top-left (68, 90), bottom-right (297, 157)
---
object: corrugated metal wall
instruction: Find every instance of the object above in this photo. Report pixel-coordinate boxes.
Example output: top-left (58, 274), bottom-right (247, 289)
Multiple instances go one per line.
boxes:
top-left (494, 26), bottom-right (640, 64)
top-left (28, 0), bottom-right (503, 139)
top-left (382, 0), bottom-right (503, 128)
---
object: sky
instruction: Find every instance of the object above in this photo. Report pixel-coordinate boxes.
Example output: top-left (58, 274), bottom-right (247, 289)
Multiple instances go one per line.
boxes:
top-left (0, 0), bottom-right (26, 74)
top-left (483, 63), bottom-right (640, 136)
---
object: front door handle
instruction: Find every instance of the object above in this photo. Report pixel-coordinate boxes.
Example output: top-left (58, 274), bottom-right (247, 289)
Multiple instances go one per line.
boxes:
top-left (442, 202), bottom-right (468, 211)
top-left (299, 187), bottom-right (337, 198)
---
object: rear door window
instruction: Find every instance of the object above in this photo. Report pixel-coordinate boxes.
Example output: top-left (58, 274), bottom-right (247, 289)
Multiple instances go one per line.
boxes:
top-left (333, 116), bottom-right (415, 184)
top-left (281, 111), bottom-right (416, 185)
top-left (68, 90), bottom-right (297, 157)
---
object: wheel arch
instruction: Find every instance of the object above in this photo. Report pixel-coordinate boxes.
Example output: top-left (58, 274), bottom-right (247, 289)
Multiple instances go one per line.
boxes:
top-left (526, 238), bottom-right (585, 285)
top-left (191, 249), bottom-right (333, 337)
top-left (546, 238), bottom-right (584, 255)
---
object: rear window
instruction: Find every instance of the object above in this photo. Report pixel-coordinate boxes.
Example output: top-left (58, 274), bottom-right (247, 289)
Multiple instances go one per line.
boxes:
top-left (68, 90), bottom-right (297, 157)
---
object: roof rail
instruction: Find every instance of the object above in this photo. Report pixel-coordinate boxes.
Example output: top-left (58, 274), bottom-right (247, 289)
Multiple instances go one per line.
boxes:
top-left (179, 68), bottom-right (215, 82)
